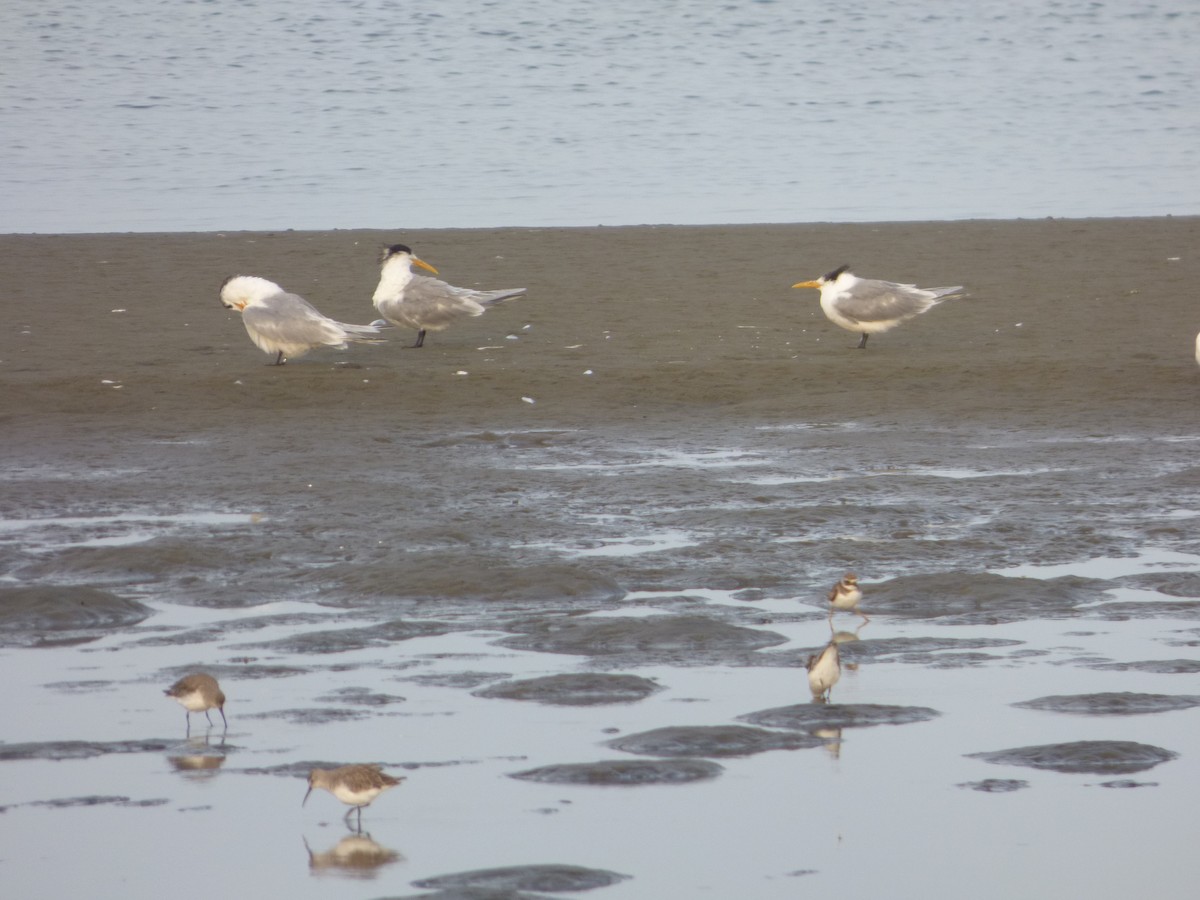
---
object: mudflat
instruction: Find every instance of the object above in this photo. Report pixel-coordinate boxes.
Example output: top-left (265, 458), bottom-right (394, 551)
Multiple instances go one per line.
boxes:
top-left (2, 218), bottom-right (1197, 442)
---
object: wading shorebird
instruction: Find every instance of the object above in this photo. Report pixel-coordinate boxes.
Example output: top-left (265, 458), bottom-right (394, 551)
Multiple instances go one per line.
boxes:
top-left (806, 640), bottom-right (841, 703)
top-left (303, 765), bottom-right (404, 829)
top-left (220, 275), bottom-right (385, 365)
top-left (164, 673), bottom-right (227, 734)
top-left (371, 244), bottom-right (525, 348)
top-left (828, 573), bottom-right (868, 621)
top-left (792, 265), bottom-right (965, 348)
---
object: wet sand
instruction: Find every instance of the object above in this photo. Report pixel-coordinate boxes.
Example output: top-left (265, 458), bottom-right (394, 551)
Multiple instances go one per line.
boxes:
top-left (2, 219), bottom-right (1199, 900)
top-left (2, 217), bottom-right (1198, 438)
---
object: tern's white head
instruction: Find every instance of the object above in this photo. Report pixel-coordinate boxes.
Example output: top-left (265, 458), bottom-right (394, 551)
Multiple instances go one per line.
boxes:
top-left (374, 244), bottom-right (440, 303)
top-left (791, 264), bottom-right (851, 292)
top-left (220, 275), bottom-right (283, 311)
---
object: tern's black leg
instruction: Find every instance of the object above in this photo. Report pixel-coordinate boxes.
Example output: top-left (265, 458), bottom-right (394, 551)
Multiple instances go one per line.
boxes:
top-left (412, 330), bottom-right (427, 348)
top-left (856, 333), bottom-right (869, 349)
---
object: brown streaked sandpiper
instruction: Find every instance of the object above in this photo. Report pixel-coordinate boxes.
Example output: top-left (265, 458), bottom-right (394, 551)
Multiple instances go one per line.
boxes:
top-left (806, 640), bottom-right (841, 703)
top-left (164, 673), bottom-right (227, 734)
top-left (303, 764), bottom-right (404, 829)
top-left (828, 572), bottom-right (868, 621)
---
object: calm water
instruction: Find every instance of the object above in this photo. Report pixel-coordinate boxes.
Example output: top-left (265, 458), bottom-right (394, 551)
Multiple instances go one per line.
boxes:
top-left (2, 0), bottom-right (1197, 233)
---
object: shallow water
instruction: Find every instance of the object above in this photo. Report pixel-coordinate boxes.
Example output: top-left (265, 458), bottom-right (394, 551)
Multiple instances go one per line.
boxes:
top-left (1, 218), bottom-right (1199, 897)
top-left (2, 0), bottom-right (1198, 232)
top-left (2, 419), bottom-right (1199, 898)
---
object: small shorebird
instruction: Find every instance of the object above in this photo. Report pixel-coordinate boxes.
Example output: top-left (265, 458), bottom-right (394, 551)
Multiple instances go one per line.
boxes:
top-left (371, 244), bottom-right (525, 348)
top-left (807, 640), bottom-right (841, 703)
top-left (828, 573), bottom-right (868, 621)
top-left (220, 274), bottom-right (384, 365)
top-left (304, 765), bottom-right (404, 828)
top-left (164, 673), bottom-right (227, 734)
top-left (792, 265), bottom-right (965, 348)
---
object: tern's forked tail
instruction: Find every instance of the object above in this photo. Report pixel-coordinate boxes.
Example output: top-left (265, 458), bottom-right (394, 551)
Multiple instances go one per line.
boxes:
top-left (476, 287), bottom-right (526, 307)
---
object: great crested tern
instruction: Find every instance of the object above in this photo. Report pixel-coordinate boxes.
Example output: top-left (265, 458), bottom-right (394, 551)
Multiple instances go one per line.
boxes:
top-left (792, 264), bottom-right (965, 348)
top-left (220, 275), bottom-right (384, 365)
top-left (371, 244), bottom-right (525, 348)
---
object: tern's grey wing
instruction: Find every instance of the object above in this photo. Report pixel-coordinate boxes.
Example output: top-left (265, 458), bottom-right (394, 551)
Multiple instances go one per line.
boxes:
top-left (245, 292), bottom-right (347, 345)
top-left (834, 280), bottom-right (941, 324)
top-left (402, 275), bottom-right (491, 326)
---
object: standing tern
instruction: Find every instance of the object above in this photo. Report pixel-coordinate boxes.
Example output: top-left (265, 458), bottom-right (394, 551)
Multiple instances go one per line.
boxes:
top-left (792, 265), bottom-right (965, 348)
top-left (371, 244), bottom-right (525, 348)
top-left (220, 275), bottom-right (384, 365)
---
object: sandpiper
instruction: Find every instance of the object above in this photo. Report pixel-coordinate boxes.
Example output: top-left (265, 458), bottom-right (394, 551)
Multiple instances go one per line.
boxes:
top-left (164, 673), bottom-right (227, 734)
top-left (807, 640), bottom-right (841, 703)
top-left (304, 764), bottom-right (404, 828)
top-left (828, 573), bottom-right (868, 621)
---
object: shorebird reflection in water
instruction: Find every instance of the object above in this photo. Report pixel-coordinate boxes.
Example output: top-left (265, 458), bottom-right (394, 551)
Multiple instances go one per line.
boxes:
top-left (371, 244), bottom-right (526, 348)
top-left (828, 572), bottom-right (868, 622)
top-left (807, 640), bottom-right (841, 703)
top-left (304, 765), bottom-right (404, 829)
top-left (164, 673), bottom-right (227, 735)
top-left (220, 275), bottom-right (384, 365)
top-left (792, 265), bottom-right (965, 348)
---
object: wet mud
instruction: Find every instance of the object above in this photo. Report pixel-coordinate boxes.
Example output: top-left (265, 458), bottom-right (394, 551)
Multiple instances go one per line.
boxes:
top-left (509, 759), bottom-right (725, 787)
top-left (738, 703), bottom-right (941, 731)
top-left (967, 741), bottom-right (1179, 775)
top-left (1012, 692), bottom-right (1200, 716)
top-left (473, 673), bottom-right (663, 706)
top-left (2, 220), bottom-right (1199, 898)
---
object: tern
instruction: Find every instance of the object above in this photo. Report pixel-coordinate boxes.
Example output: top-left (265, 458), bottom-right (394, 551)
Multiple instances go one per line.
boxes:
top-left (371, 244), bottom-right (525, 348)
top-left (220, 275), bottom-right (384, 365)
top-left (792, 265), bottom-right (964, 348)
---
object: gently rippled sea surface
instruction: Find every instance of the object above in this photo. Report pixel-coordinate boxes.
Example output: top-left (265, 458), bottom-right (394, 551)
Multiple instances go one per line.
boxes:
top-left (1, 218), bottom-right (1199, 899)
top-left (2, 0), bottom-right (1197, 232)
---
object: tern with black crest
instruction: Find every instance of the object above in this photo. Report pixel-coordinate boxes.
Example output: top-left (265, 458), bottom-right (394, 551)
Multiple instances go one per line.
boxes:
top-left (792, 265), bottom-right (964, 348)
top-left (371, 244), bottom-right (525, 348)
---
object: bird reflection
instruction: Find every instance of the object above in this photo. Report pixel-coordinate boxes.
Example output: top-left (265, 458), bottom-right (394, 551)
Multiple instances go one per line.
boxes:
top-left (304, 834), bottom-right (402, 878)
top-left (813, 726), bottom-right (843, 760)
top-left (167, 734), bottom-right (227, 779)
